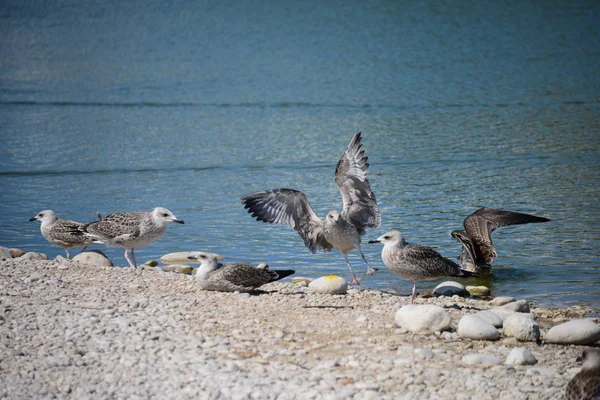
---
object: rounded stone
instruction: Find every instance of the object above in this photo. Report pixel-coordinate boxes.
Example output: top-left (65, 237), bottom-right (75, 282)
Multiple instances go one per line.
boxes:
top-left (0, 246), bottom-right (13, 259)
top-left (461, 354), bottom-right (501, 366)
top-left (505, 347), bottom-right (537, 366)
top-left (466, 285), bottom-right (491, 297)
top-left (432, 281), bottom-right (469, 297)
top-left (545, 319), bottom-right (600, 345)
top-left (9, 248), bottom-right (25, 258)
top-left (143, 260), bottom-right (159, 267)
top-left (291, 277), bottom-right (312, 286)
top-left (73, 250), bottom-right (113, 267)
top-left (160, 252), bottom-right (223, 264)
top-left (490, 296), bottom-right (516, 306)
top-left (457, 315), bottom-right (500, 341)
top-left (162, 265), bottom-right (193, 274)
top-left (394, 304), bottom-right (452, 333)
top-left (308, 276), bottom-right (347, 294)
top-left (20, 252), bottom-right (49, 261)
top-left (489, 308), bottom-right (525, 322)
top-left (499, 299), bottom-right (530, 313)
top-left (503, 314), bottom-right (540, 342)
top-left (475, 310), bottom-right (503, 328)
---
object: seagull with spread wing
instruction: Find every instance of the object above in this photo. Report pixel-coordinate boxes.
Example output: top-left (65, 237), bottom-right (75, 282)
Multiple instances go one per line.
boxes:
top-left (240, 131), bottom-right (381, 286)
top-left (451, 207), bottom-right (550, 273)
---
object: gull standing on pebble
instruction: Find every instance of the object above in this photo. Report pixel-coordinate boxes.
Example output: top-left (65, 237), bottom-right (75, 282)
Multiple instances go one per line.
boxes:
top-left (563, 348), bottom-right (600, 400)
top-left (75, 207), bottom-right (184, 268)
top-left (451, 207), bottom-right (550, 273)
top-left (369, 231), bottom-right (478, 303)
top-left (188, 252), bottom-right (296, 292)
top-left (241, 131), bottom-right (381, 286)
top-left (29, 210), bottom-right (95, 259)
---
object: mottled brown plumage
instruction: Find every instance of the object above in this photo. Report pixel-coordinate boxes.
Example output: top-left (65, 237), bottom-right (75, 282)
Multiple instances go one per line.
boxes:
top-left (29, 210), bottom-right (94, 259)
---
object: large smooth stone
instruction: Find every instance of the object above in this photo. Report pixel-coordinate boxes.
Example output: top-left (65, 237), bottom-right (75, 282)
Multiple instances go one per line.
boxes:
top-left (505, 347), bottom-right (537, 366)
top-left (457, 315), bottom-right (500, 341)
top-left (308, 276), bottom-right (347, 294)
top-left (545, 319), bottom-right (600, 345)
top-left (395, 305), bottom-right (452, 333)
top-left (9, 248), bottom-right (25, 258)
top-left (162, 265), bottom-right (193, 274)
top-left (0, 246), bottom-right (13, 259)
top-left (474, 310), bottom-right (503, 328)
top-left (499, 299), bottom-right (530, 313)
top-left (432, 281), bottom-right (469, 297)
top-left (489, 296), bottom-right (516, 306)
top-left (503, 314), bottom-right (540, 342)
top-left (462, 354), bottom-right (501, 366)
top-left (20, 252), bottom-right (49, 261)
top-left (466, 285), bottom-right (491, 296)
top-left (73, 250), bottom-right (113, 267)
top-left (489, 308), bottom-right (529, 322)
top-left (160, 252), bottom-right (224, 264)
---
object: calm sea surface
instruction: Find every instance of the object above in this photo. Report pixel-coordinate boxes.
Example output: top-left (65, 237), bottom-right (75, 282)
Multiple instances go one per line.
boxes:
top-left (1, 0), bottom-right (598, 308)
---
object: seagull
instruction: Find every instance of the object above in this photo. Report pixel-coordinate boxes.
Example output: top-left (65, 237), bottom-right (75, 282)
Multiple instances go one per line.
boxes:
top-left (450, 207), bottom-right (551, 273)
top-left (29, 210), bottom-right (95, 259)
top-left (188, 252), bottom-right (296, 292)
top-left (564, 348), bottom-right (600, 400)
top-left (240, 131), bottom-right (381, 286)
top-left (369, 231), bottom-right (478, 303)
top-left (75, 207), bottom-right (184, 268)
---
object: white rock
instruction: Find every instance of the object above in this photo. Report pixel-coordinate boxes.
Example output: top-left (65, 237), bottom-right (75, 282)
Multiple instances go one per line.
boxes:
top-left (499, 299), bottom-right (530, 313)
top-left (462, 354), bottom-right (501, 366)
top-left (475, 310), bottom-right (503, 328)
top-left (160, 251), bottom-right (223, 264)
top-left (0, 246), bottom-right (13, 259)
top-left (503, 314), bottom-right (540, 342)
top-left (394, 305), bottom-right (452, 333)
top-left (489, 296), bottom-right (516, 306)
top-left (545, 319), bottom-right (600, 345)
top-left (505, 347), bottom-right (537, 366)
top-left (466, 285), bottom-right (491, 296)
top-left (489, 308), bottom-right (525, 322)
top-left (73, 250), bottom-right (113, 267)
top-left (432, 281), bottom-right (468, 297)
top-left (308, 276), bottom-right (347, 294)
top-left (20, 252), bottom-right (49, 261)
top-left (457, 315), bottom-right (500, 341)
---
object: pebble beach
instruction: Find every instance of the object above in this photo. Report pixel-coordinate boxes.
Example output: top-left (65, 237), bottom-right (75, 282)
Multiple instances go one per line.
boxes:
top-left (1, 254), bottom-right (599, 400)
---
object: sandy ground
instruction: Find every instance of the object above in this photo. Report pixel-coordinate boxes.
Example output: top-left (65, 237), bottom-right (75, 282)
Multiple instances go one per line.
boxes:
top-left (0, 258), bottom-right (597, 399)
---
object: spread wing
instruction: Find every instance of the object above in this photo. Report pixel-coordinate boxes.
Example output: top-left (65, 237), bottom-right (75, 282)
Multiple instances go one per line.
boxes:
top-left (241, 189), bottom-right (333, 253)
top-left (463, 207), bottom-right (550, 264)
top-left (334, 131), bottom-right (380, 234)
top-left (450, 229), bottom-right (480, 268)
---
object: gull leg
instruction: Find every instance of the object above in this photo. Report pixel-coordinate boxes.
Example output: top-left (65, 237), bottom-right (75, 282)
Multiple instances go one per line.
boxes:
top-left (124, 249), bottom-right (137, 268)
top-left (355, 242), bottom-right (378, 276)
top-left (343, 252), bottom-right (362, 286)
top-left (411, 281), bottom-right (416, 304)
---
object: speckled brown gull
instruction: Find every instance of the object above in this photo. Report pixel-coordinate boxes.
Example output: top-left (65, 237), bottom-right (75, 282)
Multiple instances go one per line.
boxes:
top-left (241, 131), bottom-right (380, 286)
top-left (75, 207), bottom-right (184, 268)
top-left (564, 348), bottom-right (600, 400)
top-left (451, 207), bottom-right (550, 273)
top-left (188, 252), bottom-right (295, 292)
top-left (369, 231), bottom-right (478, 303)
top-left (29, 210), bottom-right (95, 259)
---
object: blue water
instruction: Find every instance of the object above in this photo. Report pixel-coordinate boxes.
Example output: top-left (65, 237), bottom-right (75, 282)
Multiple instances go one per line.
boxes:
top-left (1, 0), bottom-right (599, 308)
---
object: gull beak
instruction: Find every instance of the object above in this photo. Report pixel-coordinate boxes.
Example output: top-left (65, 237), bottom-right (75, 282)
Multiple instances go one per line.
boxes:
top-left (368, 239), bottom-right (380, 244)
top-left (29, 216), bottom-right (38, 221)
top-left (172, 218), bottom-right (185, 224)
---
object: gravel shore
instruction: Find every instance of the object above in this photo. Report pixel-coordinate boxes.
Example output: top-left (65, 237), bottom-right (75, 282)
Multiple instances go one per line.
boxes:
top-left (1, 258), bottom-right (597, 399)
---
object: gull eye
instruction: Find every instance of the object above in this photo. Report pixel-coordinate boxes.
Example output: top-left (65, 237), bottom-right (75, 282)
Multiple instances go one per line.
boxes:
top-left (163, 213), bottom-right (169, 217)
top-left (39, 214), bottom-right (44, 218)
top-left (384, 236), bottom-right (390, 240)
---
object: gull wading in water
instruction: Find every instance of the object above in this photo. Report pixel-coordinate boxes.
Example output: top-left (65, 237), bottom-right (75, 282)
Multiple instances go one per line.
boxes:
top-left (74, 207), bottom-right (184, 268)
top-left (241, 131), bottom-right (381, 286)
top-left (188, 252), bottom-right (295, 292)
top-left (563, 348), bottom-right (600, 400)
top-left (450, 207), bottom-right (551, 273)
top-left (29, 210), bottom-right (95, 259)
top-left (369, 231), bottom-right (478, 303)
